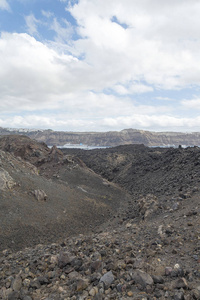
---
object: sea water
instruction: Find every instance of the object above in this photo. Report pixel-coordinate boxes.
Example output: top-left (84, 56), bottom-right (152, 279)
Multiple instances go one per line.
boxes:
top-left (57, 144), bottom-right (109, 150)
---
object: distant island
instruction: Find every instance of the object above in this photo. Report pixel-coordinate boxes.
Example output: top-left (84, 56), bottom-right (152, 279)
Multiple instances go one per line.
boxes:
top-left (1, 127), bottom-right (200, 147)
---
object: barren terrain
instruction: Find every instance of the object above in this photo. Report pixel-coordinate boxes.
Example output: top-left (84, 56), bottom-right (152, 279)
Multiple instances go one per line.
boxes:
top-left (0, 136), bottom-right (199, 299)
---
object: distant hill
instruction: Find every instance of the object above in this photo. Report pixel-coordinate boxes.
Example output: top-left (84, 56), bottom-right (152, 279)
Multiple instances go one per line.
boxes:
top-left (0, 127), bottom-right (200, 147)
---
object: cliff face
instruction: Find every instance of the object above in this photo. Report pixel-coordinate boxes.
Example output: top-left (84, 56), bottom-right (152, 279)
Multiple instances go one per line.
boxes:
top-left (0, 127), bottom-right (200, 146)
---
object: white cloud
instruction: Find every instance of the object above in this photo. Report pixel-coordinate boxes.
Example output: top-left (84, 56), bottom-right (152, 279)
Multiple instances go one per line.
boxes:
top-left (0, 114), bottom-right (98, 131)
top-left (50, 18), bottom-right (74, 42)
top-left (0, 32), bottom-right (80, 112)
top-left (2, 0), bottom-right (200, 132)
top-left (102, 115), bottom-right (200, 132)
top-left (114, 83), bottom-right (153, 95)
top-left (1, 113), bottom-right (200, 132)
top-left (181, 98), bottom-right (200, 110)
top-left (67, 0), bottom-right (200, 90)
top-left (41, 10), bottom-right (54, 18)
top-left (0, 0), bottom-right (10, 10)
top-left (156, 97), bottom-right (174, 102)
top-left (130, 84), bottom-right (154, 94)
top-left (25, 14), bottom-right (40, 35)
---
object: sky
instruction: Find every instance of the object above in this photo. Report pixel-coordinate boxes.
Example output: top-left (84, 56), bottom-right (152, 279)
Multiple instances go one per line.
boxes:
top-left (1, 0), bottom-right (200, 132)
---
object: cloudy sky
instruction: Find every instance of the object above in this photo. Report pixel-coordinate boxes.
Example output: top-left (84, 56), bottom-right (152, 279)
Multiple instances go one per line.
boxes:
top-left (0, 0), bottom-right (200, 132)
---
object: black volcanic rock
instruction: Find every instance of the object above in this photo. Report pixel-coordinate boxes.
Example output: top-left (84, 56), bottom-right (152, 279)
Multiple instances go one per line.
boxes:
top-left (66, 144), bottom-right (200, 198)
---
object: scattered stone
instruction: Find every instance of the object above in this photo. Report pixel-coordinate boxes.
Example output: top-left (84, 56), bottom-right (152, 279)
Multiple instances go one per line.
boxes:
top-left (7, 291), bottom-right (20, 300)
top-left (91, 260), bottom-right (102, 273)
top-left (76, 279), bottom-right (89, 292)
top-left (33, 189), bottom-right (47, 201)
top-left (192, 288), bottom-right (200, 299)
top-left (131, 269), bottom-right (153, 289)
top-left (12, 272), bottom-right (22, 292)
top-left (174, 290), bottom-right (185, 300)
top-left (152, 275), bottom-right (164, 284)
top-left (89, 287), bottom-right (98, 296)
top-left (127, 291), bottom-right (133, 297)
top-left (165, 267), bottom-right (173, 276)
top-left (100, 271), bottom-right (115, 287)
top-left (174, 278), bottom-right (188, 289)
top-left (58, 252), bottom-right (71, 268)
top-left (23, 296), bottom-right (32, 300)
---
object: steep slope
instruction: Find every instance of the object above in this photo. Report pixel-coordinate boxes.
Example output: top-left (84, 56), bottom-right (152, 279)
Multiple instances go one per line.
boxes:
top-left (0, 136), bottom-right (130, 251)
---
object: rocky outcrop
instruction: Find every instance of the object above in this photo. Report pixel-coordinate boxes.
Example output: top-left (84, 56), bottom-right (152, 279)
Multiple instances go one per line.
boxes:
top-left (0, 168), bottom-right (16, 190)
top-left (138, 194), bottom-right (158, 219)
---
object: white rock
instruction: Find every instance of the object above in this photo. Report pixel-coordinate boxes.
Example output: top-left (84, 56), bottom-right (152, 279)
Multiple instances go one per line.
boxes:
top-left (174, 263), bottom-right (181, 269)
top-left (33, 189), bottom-right (47, 201)
top-left (0, 168), bottom-right (16, 190)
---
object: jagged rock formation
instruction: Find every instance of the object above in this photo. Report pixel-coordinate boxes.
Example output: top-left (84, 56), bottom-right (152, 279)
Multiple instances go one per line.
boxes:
top-left (1, 127), bottom-right (200, 147)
